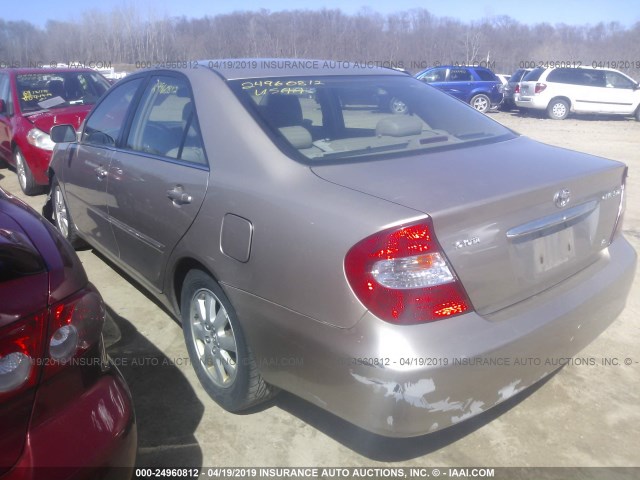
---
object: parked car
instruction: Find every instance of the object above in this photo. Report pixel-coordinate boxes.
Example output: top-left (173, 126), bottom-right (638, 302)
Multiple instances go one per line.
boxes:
top-left (501, 68), bottom-right (533, 111)
top-left (515, 66), bottom-right (640, 120)
top-left (44, 60), bottom-right (636, 438)
top-left (414, 65), bottom-right (504, 112)
top-left (0, 68), bottom-right (111, 195)
top-left (496, 73), bottom-right (511, 86)
top-left (0, 187), bottom-right (136, 479)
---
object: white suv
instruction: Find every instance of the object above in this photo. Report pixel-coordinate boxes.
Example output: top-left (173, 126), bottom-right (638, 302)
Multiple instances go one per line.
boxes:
top-left (515, 66), bottom-right (640, 120)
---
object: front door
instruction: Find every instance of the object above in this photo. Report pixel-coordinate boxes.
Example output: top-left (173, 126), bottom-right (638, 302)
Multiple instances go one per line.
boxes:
top-left (65, 77), bottom-right (145, 256)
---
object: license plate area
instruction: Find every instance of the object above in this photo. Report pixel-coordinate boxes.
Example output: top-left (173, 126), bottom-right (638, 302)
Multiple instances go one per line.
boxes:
top-left (532, 227), bottom-right (576, 273)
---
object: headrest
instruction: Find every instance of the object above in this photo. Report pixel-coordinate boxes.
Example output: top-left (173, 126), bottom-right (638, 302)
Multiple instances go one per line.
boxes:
top-left (279, 126), bottom-right (312, 149)
top-left (375, 116), bottom-right (423, 137)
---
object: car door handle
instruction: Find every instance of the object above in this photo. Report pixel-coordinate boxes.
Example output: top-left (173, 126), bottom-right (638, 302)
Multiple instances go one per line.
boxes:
top-left (95, 166), bottom-right (108, 180)
top-left (167, 185), bottom-right (192, 205)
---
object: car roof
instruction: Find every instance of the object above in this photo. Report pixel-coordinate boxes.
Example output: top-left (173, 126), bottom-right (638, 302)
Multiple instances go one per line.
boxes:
top-left (196, 59), bottom-right (408, 81)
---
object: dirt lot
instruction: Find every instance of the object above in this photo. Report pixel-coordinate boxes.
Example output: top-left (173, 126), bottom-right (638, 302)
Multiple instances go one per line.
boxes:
top-left (1, 111), bottom-right (639, 470)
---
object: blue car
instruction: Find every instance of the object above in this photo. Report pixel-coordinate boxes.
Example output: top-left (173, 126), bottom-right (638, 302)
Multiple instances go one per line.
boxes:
top-left (415, 66), bottom-right (503, 113)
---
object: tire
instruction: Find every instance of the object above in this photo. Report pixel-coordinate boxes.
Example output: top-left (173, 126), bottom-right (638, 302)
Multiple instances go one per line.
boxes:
top-left (50, 177), bottom-right (86, 248)
top-left (470, 94), bottom-right (490, 113)
top-left (547, 98), bottom-right (569, 120)
top-left (635, 107), bottom-right (640, 122)
top-left (388, 97), bottom-right (408, 114)
top-left (14, 147), bottom-right (43, 195)
top-left (181, 270), bottom-right (277, 411)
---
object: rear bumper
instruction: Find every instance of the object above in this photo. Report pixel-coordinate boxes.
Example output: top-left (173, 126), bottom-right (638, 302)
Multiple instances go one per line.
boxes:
top-left (2, 363), bottom-right (136, 480)
top-left (231, 235), bottom-right (637, 437)
top-left (514, 95), bottom-right (547, 110)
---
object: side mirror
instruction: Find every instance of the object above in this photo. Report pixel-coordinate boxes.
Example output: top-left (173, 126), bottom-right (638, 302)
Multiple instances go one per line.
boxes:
top-left (0, 99), bottom-right (6, 114)
top-left (50, 124), bottom-right (77, 143)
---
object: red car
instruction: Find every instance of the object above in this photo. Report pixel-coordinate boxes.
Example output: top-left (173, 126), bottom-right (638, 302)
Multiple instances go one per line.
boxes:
top-left (0, 69), bottom-right (111, 195)
top-left (0, 187), bottom-right (136, 479)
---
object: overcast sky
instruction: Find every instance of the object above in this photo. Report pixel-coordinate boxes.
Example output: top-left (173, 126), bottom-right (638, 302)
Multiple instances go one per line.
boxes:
top-left (4, 0), bottom-right (639, 27)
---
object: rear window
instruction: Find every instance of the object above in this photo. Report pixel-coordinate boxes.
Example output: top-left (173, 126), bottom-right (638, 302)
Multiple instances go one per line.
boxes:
top-left (475, 69), bottom-right (497, 81)
top-left (509, 69), bottom-right (530, 82)
top-left (523, 68), bottom-right (544, 82)
top-left (229, 75), bottom-right (514, 164)
top-left (546, 68), bottom-right (605, 86)
top-left (16, 71), bottom-right (110, 113)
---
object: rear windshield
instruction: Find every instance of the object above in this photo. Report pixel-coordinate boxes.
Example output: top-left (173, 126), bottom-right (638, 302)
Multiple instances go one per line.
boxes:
top-left (523, 68), bottom-right (544, 82)
top-left (509, 69), bottom-right (530, 82)
top-left (229, 75), bottom-right (514, 164)
top-left (17, 71), bottom-right (111, 112)
top-left (0, 229), bottom-right (45, 282)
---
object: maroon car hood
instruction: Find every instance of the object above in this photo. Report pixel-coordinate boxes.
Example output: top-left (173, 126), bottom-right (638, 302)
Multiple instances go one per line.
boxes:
top-left (25, 104), bottom-right (92, 133)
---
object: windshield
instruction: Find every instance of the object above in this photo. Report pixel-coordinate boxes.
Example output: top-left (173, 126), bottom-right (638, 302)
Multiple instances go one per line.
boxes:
top-left (17, 71), bottom-right (111, 113)
top-left (230, 75), bottom-right (514, 164)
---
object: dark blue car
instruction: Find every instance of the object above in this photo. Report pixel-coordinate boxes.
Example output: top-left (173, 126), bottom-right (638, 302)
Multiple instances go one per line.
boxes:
top-left (415, 66), bottom-right (503, 113)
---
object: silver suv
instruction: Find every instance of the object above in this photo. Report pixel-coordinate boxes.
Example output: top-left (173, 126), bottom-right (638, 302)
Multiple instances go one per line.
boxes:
top-left (515, 66), bottom-right (640, 120)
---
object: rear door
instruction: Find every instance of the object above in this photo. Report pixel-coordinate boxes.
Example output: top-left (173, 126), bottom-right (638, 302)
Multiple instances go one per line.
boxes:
top-left (106, 73), bottom-right (208, 291)
top-left (63, 77), bottom-right (144, 256)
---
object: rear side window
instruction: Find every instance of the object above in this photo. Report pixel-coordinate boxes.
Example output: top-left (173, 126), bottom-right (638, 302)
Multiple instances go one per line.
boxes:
top-left (475, 70), bottom-right (497, 81)
top-left (126, 75), bottom-right (206, 165)
top-left (83, 78), bottom-right (143, 146)
top-left (523, 68), bottom-right (544, 82)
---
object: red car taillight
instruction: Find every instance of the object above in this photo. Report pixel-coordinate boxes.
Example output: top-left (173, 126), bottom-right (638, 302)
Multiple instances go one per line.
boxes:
top-left (0, 311), bottom-right (47, 398)
top-left (43, 288), bottom-right (106, 380)
top-left (534, 83), bottom-right (547, 94)
top-left (514, 84), bottom-right (520, 94)
top-left (345, 219), bottom-right (472, 324)
top-left (0, 287), bottom-right (104, 393)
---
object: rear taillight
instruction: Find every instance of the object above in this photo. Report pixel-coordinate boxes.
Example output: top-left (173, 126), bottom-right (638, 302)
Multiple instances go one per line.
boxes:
top-left (0, 311), bottom-right (47, 398)
top-left (43, 288), bottom-right (105, 380)
top-left (514, 84), bottom-right (520, 94)
top-left (345, 219), bottom-right (472, 324)
top-left (0, 288), bottom-right (105, 396)
top-left (534, 83), bottom-right (547, 94)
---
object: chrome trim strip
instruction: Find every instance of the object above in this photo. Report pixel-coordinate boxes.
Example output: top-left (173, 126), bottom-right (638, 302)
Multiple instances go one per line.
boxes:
top-left (506, 200), bottom-right (598, 240)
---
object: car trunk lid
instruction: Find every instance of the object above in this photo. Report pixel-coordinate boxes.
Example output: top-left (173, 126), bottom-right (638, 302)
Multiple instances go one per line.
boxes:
top-left (312, 136), bottom-right (626, 315)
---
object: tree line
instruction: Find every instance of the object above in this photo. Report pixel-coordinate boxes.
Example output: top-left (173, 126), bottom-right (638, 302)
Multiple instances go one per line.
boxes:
top-left (1, 7), bottom-right (639, 76)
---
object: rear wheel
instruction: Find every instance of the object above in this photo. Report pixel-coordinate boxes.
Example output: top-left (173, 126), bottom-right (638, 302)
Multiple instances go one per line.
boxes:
top-left (547, 99), bottom-right (569, 120)
top-left (181, 270), bottom-right (277, 411)
top-left (635, 107), bottom-right (640, 121)
top-left (14, 147), bottom-right (42, 195)
top-left (470, 94), bottom-right (490, 113)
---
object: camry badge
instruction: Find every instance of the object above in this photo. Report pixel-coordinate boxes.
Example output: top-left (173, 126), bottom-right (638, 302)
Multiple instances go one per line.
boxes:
top-left (554, 189), bottom-right (571, 208)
